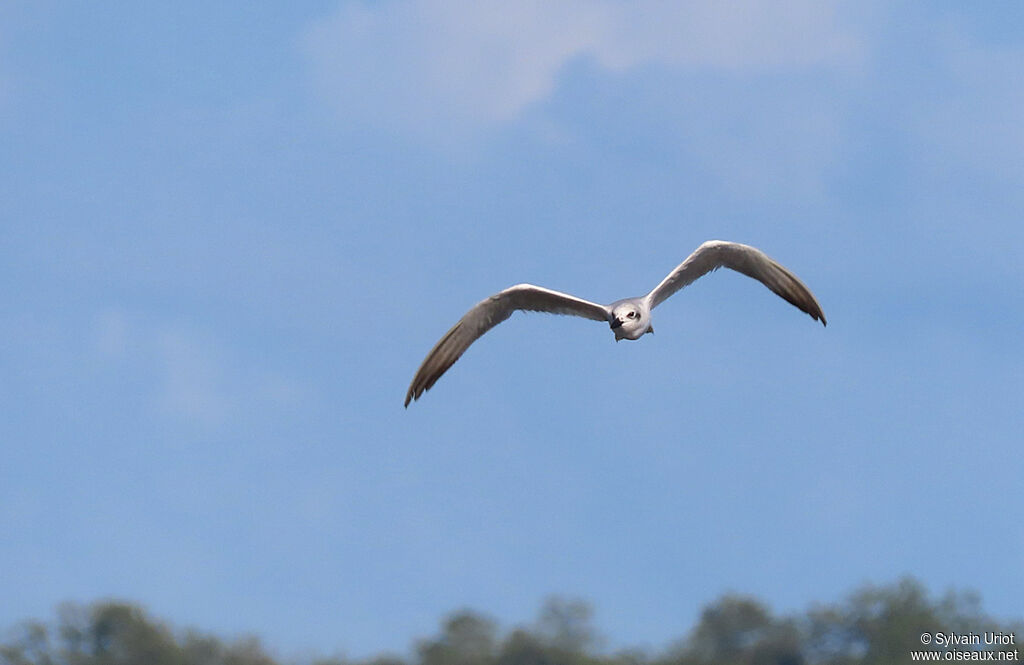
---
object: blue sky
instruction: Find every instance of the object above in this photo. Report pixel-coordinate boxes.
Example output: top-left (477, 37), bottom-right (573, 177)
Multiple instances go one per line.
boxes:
top-left (2, 0), bottom-right (1022, 659)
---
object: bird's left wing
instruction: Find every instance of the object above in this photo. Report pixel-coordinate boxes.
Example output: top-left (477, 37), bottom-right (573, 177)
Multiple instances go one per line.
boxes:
top-left (644, 240), bottom-right (827, 325)
top-left (405, 284), bottom-right (611, 406)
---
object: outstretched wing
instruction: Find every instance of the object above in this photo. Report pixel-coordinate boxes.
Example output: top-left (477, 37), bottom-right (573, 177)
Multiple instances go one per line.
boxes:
top-left (405, 284), bottom-right (611, 406)
top-left (645, 240), bottom-right (826, 325)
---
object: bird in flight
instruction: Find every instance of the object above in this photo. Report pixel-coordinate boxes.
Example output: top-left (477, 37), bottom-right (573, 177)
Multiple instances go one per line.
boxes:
top-left (405, 240), bottom-right (826, 407)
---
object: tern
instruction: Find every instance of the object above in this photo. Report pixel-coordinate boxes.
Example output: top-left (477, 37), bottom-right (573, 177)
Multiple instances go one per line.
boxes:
top-left (405, 240), bottom-right (826, 406)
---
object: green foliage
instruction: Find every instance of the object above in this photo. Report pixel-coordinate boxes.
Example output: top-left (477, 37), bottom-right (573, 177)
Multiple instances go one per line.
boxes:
top-left (2, 579), bottom-right (1020, 665)
top-left (661, 594), bottom-right (804, 665)
top-left (417, 612), bottom-right (498, 665)
top-left (802, 578), bottom-right (1011, 665)
top-left (0, 602), bottom-right (275, 665)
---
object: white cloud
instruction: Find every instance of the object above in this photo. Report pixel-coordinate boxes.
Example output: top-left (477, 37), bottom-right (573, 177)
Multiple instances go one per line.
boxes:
top-left (91, 312), bottom-right (306, 429)
top-left (914, 33), bottom-right (1024, 188)
top-left (303, 0), bottom-right (861, 136)
top-left (155, 329), bottom-right (231, 427)
top-left (94, 309), bottom-right (131, 357)
top-left (592, 0), bottom-right (860, 71)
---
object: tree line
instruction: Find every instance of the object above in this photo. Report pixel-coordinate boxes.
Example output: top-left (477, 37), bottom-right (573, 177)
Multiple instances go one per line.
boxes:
top-left (2, 577), bottom-right (1020, 665)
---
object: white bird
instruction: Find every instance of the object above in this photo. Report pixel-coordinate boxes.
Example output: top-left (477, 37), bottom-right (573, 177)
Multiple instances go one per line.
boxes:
top-left (405, 240), bottom-right (826, 406)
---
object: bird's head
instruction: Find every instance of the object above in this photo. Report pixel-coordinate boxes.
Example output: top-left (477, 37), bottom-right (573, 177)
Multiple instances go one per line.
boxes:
top-left (610, 302), bottom-right (651, 341)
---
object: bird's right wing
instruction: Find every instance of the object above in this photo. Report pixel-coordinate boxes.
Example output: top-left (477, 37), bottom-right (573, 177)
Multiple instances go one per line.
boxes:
top-left (405, 284), bottom-right (611, 406)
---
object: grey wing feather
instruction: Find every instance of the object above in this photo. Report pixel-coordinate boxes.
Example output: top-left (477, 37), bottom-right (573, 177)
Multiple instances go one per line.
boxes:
top-left (645, 240), bottom-right (827, 325)
top-left (405, 284), bottom-right (611, 406)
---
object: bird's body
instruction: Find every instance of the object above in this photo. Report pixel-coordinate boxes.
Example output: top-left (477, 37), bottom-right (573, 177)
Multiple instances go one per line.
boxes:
top-left (405, 240), bottom-right (825, 406)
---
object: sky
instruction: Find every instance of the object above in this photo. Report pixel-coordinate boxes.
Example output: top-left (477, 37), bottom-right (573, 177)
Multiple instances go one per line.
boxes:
top-left (2, 0), bottom-right (1023, 659)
